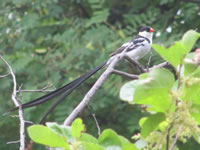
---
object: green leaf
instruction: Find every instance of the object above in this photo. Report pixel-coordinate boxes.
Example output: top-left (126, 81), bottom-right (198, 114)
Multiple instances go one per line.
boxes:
top-left (119, 136), bottom-right (138, 150)
top-left (184, 53), bottom-right (197, 76)
top-left (81, 142), bottom-right (105, 150)
top-left (182, 77), bottom-right (200, 104)
top-left (86, 9), bottom-right (109, 27)
top-left (72, 118), bottom-right (85, 138)
top-left (181, 30), bottom-right (200, 52)
top-left (122, 143), bottom-right (138, 150)
top-left (140, 113), bottom-right (166, 138)
top-left (153, 42), bottom-right (186, 67)
top-left (46, 122), bottom-right (75, 143)
top-left (27, 125), bottom-right (70, 149)
top-left (120, 80), bottom-right (139, 102)
top-left (190, 104), bottom-right (200, 125)
top-left (80, 133), bottom-right (98, 143)
top-left (153, 30), bottom-right (200, 68)
top-left (134, 68), bottom-right (175, 113)
top-left (98, 129), bottom-right (121, 148)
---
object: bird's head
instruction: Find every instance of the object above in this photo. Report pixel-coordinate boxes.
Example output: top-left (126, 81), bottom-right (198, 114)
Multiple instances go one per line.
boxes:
top-left (138, 26), bottom-right (154, 39)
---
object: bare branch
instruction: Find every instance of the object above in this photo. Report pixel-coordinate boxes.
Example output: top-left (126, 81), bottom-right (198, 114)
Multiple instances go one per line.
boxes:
top-left (0, 55), bottom-right (25, 150)
top-left (17, 84), bottom-right (55, 93)
top-left (92, 113), bottom-right (101, 136)
top-left (87, 105), bottom-right (101, 136)
top-left (169, 125), bottom-right (183, 150)
top-left (7, 140), bottom-right (20, 144)
top-left (64, 45), bottom-right (131, 125)
top-left (124, 56), bottom-right (146, 73)
top-left (147, 62), bottom-right (169, 72)
top-left (112, 69), bottom-right (138, 79)
top-left (0, 72), bottom-right (10, 78)
top-left (17, 85), bottom-right (26, 150)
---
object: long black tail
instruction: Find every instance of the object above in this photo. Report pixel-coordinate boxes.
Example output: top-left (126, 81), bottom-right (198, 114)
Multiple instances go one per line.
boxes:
top-left (4, 61), bottom-right (107, 116)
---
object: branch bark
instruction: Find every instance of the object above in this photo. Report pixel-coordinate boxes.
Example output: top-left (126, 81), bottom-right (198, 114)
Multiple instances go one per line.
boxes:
top-left (64, 52), bottom-right (169, 125)
top-left (112, 69), bottom-right (138, 79)
top-left (63, 55), bottom-right (122, 125)
top-left (0, 55), bottom-right (25, 150)
top-left (0, 72), bottom-right (10, 78)
top-left (63, 44), bottom-right (132, 125)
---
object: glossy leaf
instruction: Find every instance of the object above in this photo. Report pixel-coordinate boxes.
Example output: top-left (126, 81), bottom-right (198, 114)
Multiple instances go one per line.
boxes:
top-left (80, 133), bottom-right (98, 143)
top-left (46, 122), bottom-right (74, 143)
top-left (140, 113), bottom-right (166, 138)
top-left (182, 77), bottom-right (200, 104)
top-left (72, 118), bottom-right (85, 138)
top-left (120, 80), bottom-right (139, 102)
top-left (134, 68), bottom-right (175, 112)
top-left (153, 42), bottom-right (186, 67)
top-left (190, 104), bottom-right (200, 125)
top-left (181, 30), bottom-right (200, 52)
top-left (119, 136), bottom-right (138, 150)
top-left (98, 129), bottom-right (121, 147)
top-left (81, 142), bottom-right (105, 150)
top-left (28, 125), bottom-right (70, 149)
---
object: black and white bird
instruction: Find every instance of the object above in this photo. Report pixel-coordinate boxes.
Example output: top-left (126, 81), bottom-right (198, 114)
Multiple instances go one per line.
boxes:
top-left (5, 26), bottom-right (154, 122)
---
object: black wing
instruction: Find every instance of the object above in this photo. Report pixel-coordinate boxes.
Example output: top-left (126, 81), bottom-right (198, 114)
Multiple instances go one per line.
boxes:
top-left (110, 35), bottom-right (149, 56)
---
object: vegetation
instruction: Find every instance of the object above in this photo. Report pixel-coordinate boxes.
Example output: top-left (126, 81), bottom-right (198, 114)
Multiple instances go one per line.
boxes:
top-left (0, 0), bottom-right (200, 149)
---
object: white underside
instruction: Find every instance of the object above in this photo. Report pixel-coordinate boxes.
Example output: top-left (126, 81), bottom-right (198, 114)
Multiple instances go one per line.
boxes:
top-left (125, 42), bottom-right (151, 60)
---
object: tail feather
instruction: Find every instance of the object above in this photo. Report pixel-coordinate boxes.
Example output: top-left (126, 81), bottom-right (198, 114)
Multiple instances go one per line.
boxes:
top-left (4, 61), bottom-right (107, 115)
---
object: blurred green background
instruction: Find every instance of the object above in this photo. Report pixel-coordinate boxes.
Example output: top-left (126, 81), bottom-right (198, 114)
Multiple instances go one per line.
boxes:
top-left (0, 0), bottom-right (199, 149)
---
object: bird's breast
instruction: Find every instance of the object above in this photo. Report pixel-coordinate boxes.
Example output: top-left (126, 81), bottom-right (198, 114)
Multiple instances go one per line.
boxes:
top-left (125, 44), bottom-right (151, 60)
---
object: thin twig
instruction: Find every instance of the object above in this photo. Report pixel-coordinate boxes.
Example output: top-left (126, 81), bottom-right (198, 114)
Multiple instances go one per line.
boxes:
top-left (7, 140), bottom-right (20, 144)
top-left (166, 125), bottom-right (173, 150)
top-left (169, 125), bottom-right (183, 150)
top-left (16, 84), bottom-right (55, 93)
top-left (124, 56), bottom-right (146, 73)
top-left (0, 72), bottom-right (10, 78)
top-left (64, 44), bottom-right (132, 125)
top-left (112, 69), bottom-right (139, 79)
top-left (87, 105), bottom-right (101, 136)
top-left (24, 120), bottom-right (34, 125)
top-left (147, 62), bottom-right (169, 72)
top-left (0, 55), bottom-right (25, 150)
top-left (92, 113), bottom-right (101, 136)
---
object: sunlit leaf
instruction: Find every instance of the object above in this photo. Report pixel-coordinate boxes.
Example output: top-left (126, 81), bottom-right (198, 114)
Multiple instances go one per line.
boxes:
top-left (140, 113), bottom-right (166, 138)
top-left (134, 68), bottom-right (175, 112)
top-left (181, 30), bottom-right (200, 52)
top-left (28, 125), bottom-right (70, 149)
top-left (153, 42), bottom-right (186, 67)
top-left (98, 129), bottom-right (121, 148)
top-left (120, 80), bottom-right (139, 102)
top-left (72, 118), bottom-right (85, 138)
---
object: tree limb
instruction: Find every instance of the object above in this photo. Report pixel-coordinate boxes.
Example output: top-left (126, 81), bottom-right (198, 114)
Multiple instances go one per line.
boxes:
top-left (0, 72), bottom-right (10, 78)
top-left (63, 45), bottom-right (131, 125)
top-left (16, 84), bottom-right (55, 93)
top-left (0, 55), bottom-right (25, 150)
top-left (169, 125), bottom-right (183, 150)
top-left (64, 52), bottom-right (169, 125)
top-left (112, 69), bottom-right (139, 79)
top-left (147, 62), bottom-right (169, 71)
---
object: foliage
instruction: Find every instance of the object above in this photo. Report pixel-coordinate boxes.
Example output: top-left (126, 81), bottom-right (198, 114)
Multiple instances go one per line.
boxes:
top-left (28, 118), bottom-right (137, 150)
top-left (0, 0), bottom-right (200, 150)
top-left (120, 30), bottom-right (200, 149)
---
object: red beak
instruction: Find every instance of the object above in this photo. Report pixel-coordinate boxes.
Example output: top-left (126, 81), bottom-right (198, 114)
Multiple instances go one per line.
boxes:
top-left (149, 28), bottom-right (154, 32)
